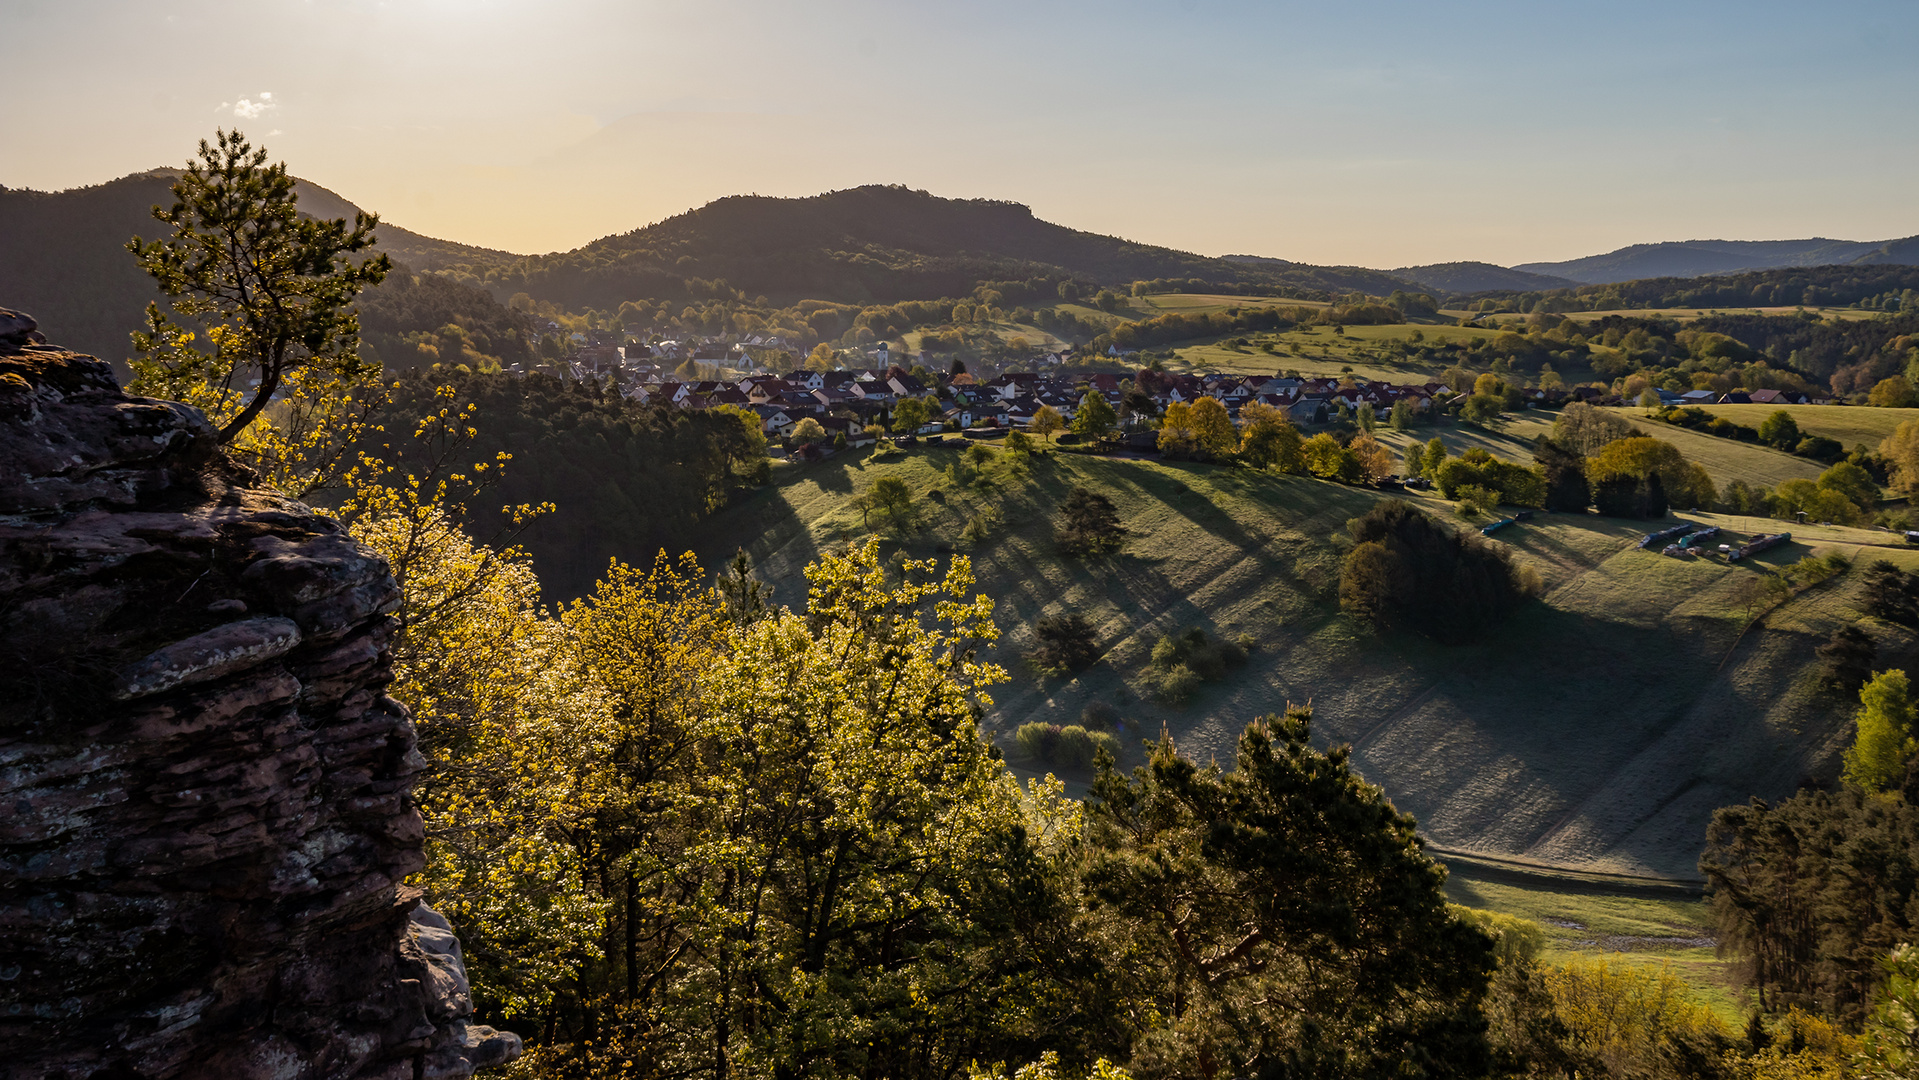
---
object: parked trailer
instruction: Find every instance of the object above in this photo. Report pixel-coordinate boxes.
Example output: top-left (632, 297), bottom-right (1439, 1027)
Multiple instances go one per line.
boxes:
top-left (1677, 526), bottom-right (1723, 549)
top-left (1729, 533), bottom-right (1792, 562)
top-left (1638, 522), bottom-right (1697, 550)
top-left (1481, 517), bottom-right (1516, 536)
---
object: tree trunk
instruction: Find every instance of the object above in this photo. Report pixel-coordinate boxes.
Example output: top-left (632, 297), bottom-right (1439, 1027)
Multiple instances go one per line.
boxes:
top-left (626, 871), bottom-right (639, 1002)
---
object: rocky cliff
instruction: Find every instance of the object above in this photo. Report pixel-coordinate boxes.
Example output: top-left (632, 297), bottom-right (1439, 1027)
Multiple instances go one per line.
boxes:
top-left (0, 310), bottom-right (519, 1079)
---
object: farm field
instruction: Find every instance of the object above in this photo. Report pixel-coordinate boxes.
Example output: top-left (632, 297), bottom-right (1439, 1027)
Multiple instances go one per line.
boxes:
top-left (1602, 412), bottom-right (1838, 490)
top-left (1173, 323), bottom-right (1510, 381)
top-left (1374, 410), bottom-right (1830, 493)
top-left (1651, 403), bottom-right (1913, 451)
top-left (1521, 306), bottom-right (1881, 325)
top-left (1375, 414), bottom-right (1559, 468)
top-left (695, 446), bottom-right (1919, 881)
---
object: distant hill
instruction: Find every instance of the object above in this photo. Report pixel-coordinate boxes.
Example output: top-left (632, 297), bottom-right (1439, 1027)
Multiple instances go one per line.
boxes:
top-left (475, 187), bottom-right (1424, 310)
top-left (1, 173), bottom-right (1430, 353)
top-left (1514, 236), bottom-right (1919, 285)
top-left (0, 170), bottom-right (521, 364)
top-left (1390, 261), bottom-right (1579, 295)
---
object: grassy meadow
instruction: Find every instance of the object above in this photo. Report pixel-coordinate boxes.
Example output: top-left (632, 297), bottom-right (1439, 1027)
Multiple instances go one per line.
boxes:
top-left (1444, 866), bottom-right (1744, 1024)
top-left (1651, 403), bottom-right (1914, 451)
top-left (1373, 410), bottom-right (1833, 493)
top-left (1600, 412), bottom-right (1831, 490)
top-left (695, 444), bottom-right (1919, 883)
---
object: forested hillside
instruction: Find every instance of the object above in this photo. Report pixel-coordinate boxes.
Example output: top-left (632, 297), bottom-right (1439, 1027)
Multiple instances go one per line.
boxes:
top-left (450, 186), bottom-right (1423, 309)
top-left (0, 170), bottom-right (525, 364)
top-left (1515, 236), bottom-right (1919, 284)
top-left (1392, 261), bottom-right (1579, 294)
top-left (369, 370), bottom-right (767, 601)
top-left (1459, 263), bottom-right (1919, 314)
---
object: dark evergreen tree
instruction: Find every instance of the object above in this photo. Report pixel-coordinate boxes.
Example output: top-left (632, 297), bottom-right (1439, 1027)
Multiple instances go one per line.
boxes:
top-left (1056, 487), bottom-right (1127, 556)
top-left (1817, 625), bottom-right (1876, 695)
top-left (1592, 475), bottom-right (1640, 518)
top-left (1702, 789), bottom-right (1919, 1022)
top-left (1029, 613), bottom-right (1100, 674)
top-left (1639, 472), bottom-right (1669, 518)
top-left (1863, 560), bottom-right (1919, 626)
top-left (1082, 708), bottom-right (1495, 1079)
top-left (1532, 435), bottom-right (1590, 512)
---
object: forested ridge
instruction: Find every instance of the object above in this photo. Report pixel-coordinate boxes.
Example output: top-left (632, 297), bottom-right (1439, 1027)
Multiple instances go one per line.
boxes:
top-left (0, 170), bottom-right (526, 364)
top-left (446, 186), bottom-right (1423, 310)
top-left (1513, 236), bottom-right (1919, 285)
top-left (1462, 264), bottom-right (1919, 317)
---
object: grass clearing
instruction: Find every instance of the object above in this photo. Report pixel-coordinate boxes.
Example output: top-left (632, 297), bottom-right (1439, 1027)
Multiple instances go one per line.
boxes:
top-left (1659, 403), bottom-right (1915, 451)
top-left (1135, 293), bottom-right (1329, 315)
top-left (1373, 410), bottom-right (1832, 494)
top-left (1385, 407), bottom-right (1828, 493)
top-left (1600, 411), bottom-right (1832, 491)
top-left (1374, 415), bottom-right (1560, 467)
top-left (1443, 866), bottom-right (1747, 1025)
top-left (1172, 323), bottom-right (1499, 382)
top-left (698, 447), bottom-right (1919, 881)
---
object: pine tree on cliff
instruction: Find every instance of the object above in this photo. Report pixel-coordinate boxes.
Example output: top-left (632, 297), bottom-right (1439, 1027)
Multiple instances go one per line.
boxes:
top-left (126, 128), bottom-right (390, 446)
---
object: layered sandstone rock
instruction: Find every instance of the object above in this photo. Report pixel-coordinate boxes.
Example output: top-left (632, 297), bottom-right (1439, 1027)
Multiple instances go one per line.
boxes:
top-left (0, 312), bottom-right (518, 1079)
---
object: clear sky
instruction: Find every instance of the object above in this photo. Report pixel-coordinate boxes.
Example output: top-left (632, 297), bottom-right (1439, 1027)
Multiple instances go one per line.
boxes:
top-left (8, 0), bottom-right (1918, 268)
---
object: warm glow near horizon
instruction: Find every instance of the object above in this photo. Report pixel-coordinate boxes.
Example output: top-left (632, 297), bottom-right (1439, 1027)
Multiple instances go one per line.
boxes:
top-left (9, 0), bottom-right (1919, 269)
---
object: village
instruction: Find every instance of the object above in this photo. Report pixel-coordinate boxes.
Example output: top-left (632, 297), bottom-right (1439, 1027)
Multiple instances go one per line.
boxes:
top-left (520, 332), bottom-right (1488, 448)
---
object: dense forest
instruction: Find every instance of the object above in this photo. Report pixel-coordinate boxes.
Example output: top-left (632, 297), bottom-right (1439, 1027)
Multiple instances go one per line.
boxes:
top-left (1513, 236), bottom-right (1919, 285)
top-left (1389, 261), bottom-right (1580, 295)
top-left (1463, 264), bottom-right (1919, 318)
top-left (366, 370), bottom-right (767, 601)
top-left (357, 271), bottom-right (536, 372)
top-left (440, 186), bottom-right (1422, 310)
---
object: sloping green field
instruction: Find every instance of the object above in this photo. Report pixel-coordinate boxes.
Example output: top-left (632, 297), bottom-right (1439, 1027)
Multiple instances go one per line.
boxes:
top-left (1378, 412), bottom-right (1828, 493)
top-left (1650, 403), bottom-right (1913, 451)
top-left (695, 446), bottom-right (1919, 881)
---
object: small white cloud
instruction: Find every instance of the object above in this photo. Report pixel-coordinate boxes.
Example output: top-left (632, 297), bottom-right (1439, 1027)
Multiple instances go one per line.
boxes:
top-left (267, 129), bottom-right (284, 137)
top-left (221, 93), bottom-right (280, 120)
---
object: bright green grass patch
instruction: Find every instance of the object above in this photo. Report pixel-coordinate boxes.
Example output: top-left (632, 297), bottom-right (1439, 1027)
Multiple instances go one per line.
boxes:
top-left (1374, 414), bottom-right (1560, 468)
top-left (1371, 407), bottom-right (1851, 497)
top-left (1444, 867), bottom-right (1747, 1025)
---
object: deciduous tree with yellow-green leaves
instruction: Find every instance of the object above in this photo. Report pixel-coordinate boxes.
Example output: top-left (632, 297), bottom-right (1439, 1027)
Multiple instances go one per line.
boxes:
top-left (1844, 669), bottom-right (1918, 793)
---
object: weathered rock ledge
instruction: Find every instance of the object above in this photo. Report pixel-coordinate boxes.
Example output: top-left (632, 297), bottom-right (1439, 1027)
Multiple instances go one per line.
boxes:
top-left (0, 312), bottom-right (519, 1079)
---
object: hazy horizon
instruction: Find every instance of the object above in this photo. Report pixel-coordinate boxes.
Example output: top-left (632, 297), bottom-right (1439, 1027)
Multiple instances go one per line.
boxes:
top-left (10, 0), bottom-right (1918, 268)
